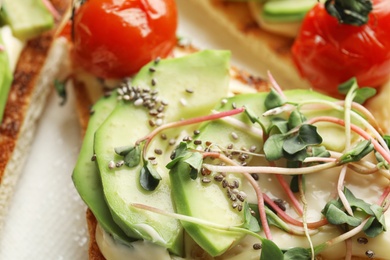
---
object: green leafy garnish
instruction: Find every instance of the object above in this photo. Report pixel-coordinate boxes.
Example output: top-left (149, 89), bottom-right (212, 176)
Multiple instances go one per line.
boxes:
top-left (166, 142), bottom-right (203, 180)
top-left (264, 88), bottom-right (285, 110)
top-left (283, 247), bottom-right (311, 260)
top-left (139, 162), bottom-right (161, 191)
top-left (115, 145), bottom-right (141, 167)
top-left (338, 140), bottom-right (374, 164)
top-left (260, 239), bottom-right (284, 260)
top-left (363, 204), bottom-right (387, 237)
top-left (242, 202), bottom-right (261, 232)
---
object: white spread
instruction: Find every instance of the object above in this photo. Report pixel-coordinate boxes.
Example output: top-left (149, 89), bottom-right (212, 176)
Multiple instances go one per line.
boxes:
top-left (0, 25), bottom-right (25, 72)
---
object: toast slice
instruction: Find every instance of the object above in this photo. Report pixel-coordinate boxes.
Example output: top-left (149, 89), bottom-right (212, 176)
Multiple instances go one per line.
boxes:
top-left (185, 0), bottom-right (311, 91)
top-left (0, 0), bottom-right (71, 229)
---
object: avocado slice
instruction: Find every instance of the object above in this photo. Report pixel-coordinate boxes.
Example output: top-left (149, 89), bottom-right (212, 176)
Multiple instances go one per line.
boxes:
top-left (72, 93), bottom-right (138, 245)
top-left (0, 0), bottom-right (54, 40)
top-left (93, 50), bottom-right (231, 255)
top-left (0, 31), bottom-right (13, 123)
top-left (262, 0), bottom-right (316, 22)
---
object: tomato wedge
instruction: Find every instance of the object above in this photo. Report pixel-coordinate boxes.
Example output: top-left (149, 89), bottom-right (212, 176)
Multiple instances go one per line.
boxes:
top-left (72, 0), bottom-right (177, 79)
top-left (292, 0), bottom-right (390, 95)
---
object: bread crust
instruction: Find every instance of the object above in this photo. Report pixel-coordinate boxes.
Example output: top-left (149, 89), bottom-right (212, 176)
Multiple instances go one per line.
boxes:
top-left (186, 0), bottom-right (311, 91)
top-left (0, 0), bottom-right (70, 228)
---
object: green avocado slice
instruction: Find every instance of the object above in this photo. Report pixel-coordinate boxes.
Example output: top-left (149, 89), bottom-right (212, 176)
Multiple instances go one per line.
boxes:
top-left (0, 0), bottom-right (54, 40)
top-left (0, 32), bottom-right (13, 123)
top-left (93, 50), bottom-right (231, 255)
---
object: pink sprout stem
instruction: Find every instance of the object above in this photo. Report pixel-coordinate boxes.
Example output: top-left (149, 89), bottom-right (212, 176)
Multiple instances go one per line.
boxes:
top-left (42, 0), bottom-right (61, 21)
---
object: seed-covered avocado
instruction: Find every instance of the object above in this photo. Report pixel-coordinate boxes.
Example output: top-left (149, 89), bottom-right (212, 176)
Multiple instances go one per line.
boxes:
top-left (72, 93), bottom-right (137, 245)
top-left (0, 0), bottom-right (54, 40)
top-left (0, 31), bottom-right (12, 123)
top-left (93, 50), bottom-right (231, 255)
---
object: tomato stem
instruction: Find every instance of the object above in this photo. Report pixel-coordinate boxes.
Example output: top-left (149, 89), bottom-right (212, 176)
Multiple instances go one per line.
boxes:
top-left (325, 0), bottom-right (373, 26)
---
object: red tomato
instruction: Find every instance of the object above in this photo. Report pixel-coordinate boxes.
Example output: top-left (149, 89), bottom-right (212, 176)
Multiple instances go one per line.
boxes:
top-left (292, 0), bottom-right (390, 96)
top-left (72, 0), bottom-right (177, 78)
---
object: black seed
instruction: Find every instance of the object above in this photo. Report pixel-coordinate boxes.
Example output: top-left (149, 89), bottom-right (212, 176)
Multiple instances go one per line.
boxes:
top-left (251, 173), bottom-right (259, 181)
top-left (237, 191), bottom-right (247, 202)
top-left (193, 129), bottom-right (200, 135)
top-left (366, 250), bottom-right (374, 258)
top-left (154, 57), bottom-right (161, 64)
top-left (227, 143), bottom-right (233, 149)
top-left (154, 149), bottom-right (163, 155)
top-left (151, 78), bottom-right (157, 86)
top-left (237, 204), bottom-right (243, 211)
top-left (205, 141), bottom-right (212, 146)
top-left (214, 174), bottom-right (224, 182)
top-left (149, 67), bottom-right (156, 72)
top-left (249, 145), bottom-right (257, 152)
top-left (222, 179), bottom-right (228, 188)
top-left (230, 194), bottom-right (237, 201)
top-left (116, 160), bottom-right (124, 168)
top-left (194, 140), bottom-right (202, 145)
top-left (160, 134), bottom-right (167, 140)
top-left (232, 102), bottom-right (237, 109)
top-left (148, 156), bottom-right (156, 161)
top-left (233, 179), bottom-right (240, 188)
top-left (232, 202), bottom-right (238, 209)
top-left (357, 237), bottom-right (368, 244)
top-left (89, 108), bottom-right (95, 115)
top-left (185, 88), bottom-right (194, 94)
top-left (253, 243), bottom-right (262, 250)
top-left (91, 154), bottom-right (97, 161)
top-left (274, 198), bottom-right (286, 211)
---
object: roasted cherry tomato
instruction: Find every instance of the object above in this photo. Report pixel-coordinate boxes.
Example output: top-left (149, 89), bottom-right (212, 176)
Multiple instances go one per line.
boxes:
top-left (72, 0), bottom-right (177, 78)
top-left (292, 0), bottom-right (390, 96)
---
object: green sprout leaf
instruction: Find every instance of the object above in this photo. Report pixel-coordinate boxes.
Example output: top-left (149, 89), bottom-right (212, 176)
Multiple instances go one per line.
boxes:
top-left (288, 110), bottom-right (306, 129)
top-left (264, 134), bottom-right (286, 161)
top-left (268, 117), bottom-right (289, 135)
top-left (166, 142), bottom-right (203, 180)
top-left (260, 239), bottom-right (284, 260)
top-left (265, 88), bottom-right (285, 110)
top-left (245, 106), bottom-right (266, 130)
top-left (322, 200), bottom-right (361, 227)
top-left (363, 204), bottom-right (386, 237)
top-left (283, 247), bottom-right (311, 260)
top-left (114, 145), bottom-right (141, 168)
top-left (338, 140), bottom-right (374, 164)
top-left (344, 187), bottom-right (373, 215)
top-left (310, 146), bottom-right (331, 158)
top-left (283, 124), bottom-right (322, 155)
top-left (242, 202), bottom-right (261, 233)
top-left (338, 77), bottom-right (358, 95)
top-left (354, 87), bottom-right (376, 104)
top-left (139, 162), bottom-right (161, 191)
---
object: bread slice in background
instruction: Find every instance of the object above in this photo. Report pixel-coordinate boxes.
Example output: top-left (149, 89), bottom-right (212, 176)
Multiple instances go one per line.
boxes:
top-left (186, 0), bottom-right (311, 91)
top-left (0, 0), bottom-right (71, 230)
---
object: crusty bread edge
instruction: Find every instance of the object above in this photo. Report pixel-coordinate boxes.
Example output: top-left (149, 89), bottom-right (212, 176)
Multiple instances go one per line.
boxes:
top-left (0, 38), bottom-right (71, 231)
top-left (0, 1), bottom-right (71, 230)
top-left (186, 0), bottom-right (312, 91)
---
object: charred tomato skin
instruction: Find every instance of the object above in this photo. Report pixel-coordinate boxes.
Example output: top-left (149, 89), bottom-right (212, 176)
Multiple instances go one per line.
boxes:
top-left (292, 0), bottom-right (390, 95)
top-left (72, 0), bottom-right (177, 78)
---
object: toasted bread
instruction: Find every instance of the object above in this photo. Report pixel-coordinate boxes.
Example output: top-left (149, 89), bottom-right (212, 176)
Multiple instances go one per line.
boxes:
top-left (185, 0), bottom-right (311, 91)
top-left (0, 0), bottom-right (71, 229)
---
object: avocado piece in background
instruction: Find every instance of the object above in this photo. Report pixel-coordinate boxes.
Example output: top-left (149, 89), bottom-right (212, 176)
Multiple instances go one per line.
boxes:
top-left (93, 50), bottom-right (231, 255)
top-left (0, 0), bottom-right (54, 40)
top-left (0, 31), bottom-right (13, 123)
